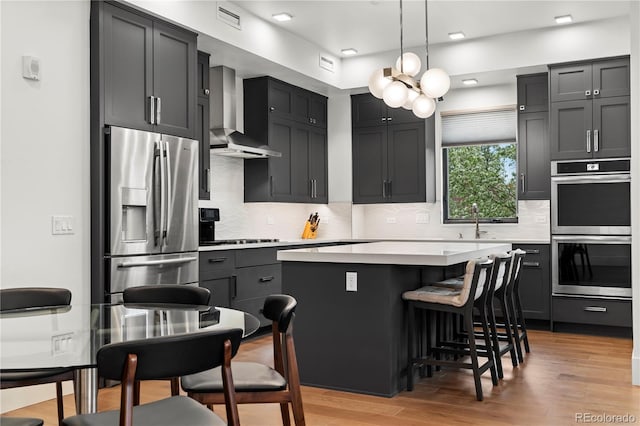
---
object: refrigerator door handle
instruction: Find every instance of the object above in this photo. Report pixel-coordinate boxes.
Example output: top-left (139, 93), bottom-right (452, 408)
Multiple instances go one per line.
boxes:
top-left (159, 140), bottom-right (167, 245)
top-left (153, 141), bottom-right (162, 246)
top-left (117, 256), bottom-right (198, 268)
top-left (163, 141), bottom-right (172, 245)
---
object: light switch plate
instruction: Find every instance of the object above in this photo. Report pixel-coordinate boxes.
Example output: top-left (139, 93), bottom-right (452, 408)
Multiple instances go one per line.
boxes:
top-left (415, 213), bottom-right (429, 224)
top-left (52, 215), bottom-right (74, 235)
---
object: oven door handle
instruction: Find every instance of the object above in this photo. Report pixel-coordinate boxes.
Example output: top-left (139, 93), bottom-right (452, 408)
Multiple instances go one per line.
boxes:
top-left (552, 235), bottom-right (631, 243)
top-left (551, 174), bottom-right (630, 184)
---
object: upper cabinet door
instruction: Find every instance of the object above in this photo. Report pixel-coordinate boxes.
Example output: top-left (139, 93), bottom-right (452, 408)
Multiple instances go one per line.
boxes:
top-left (592, 96), bottom-right (630, 159)
top-left (308, 127), bottom-right (328, 203)
top-left (268, 79), bottom-right (295, 118)
top-left (152, 21), bottom-right (197, 138)
top-left (550, 100), bottom-right (593, 160)
top-left (102, 3), bottom-right (154, 131)
top-left (351, 93), bottom-right (387, 127)
top-left (550, 63), bottom-right (593, 102)
top-left (387, 122), bottom-right (426, 203)
top-left (517, 73), bottom-right (548, 113)
top-left (352, 126), bottom-right (387, 203)
top-left (592, 58), bottom-right (630, 99)
top-left (518, 111), bottom-right (550, 200)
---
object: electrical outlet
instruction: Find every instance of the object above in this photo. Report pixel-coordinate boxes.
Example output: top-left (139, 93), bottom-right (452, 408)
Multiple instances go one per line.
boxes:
top-left (535, 215), bottom-right (547, 223)
top-left (52, 332), bottom-right (74, 356)
top-left (386, 217), bottom-right (397, 224)
top-left (346, 272), bottom-right (357, 292)
top-left (415, 213), bottom-right (429, 224)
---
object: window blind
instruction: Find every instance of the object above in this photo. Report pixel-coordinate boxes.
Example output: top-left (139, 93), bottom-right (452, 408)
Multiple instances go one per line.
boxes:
top-left (441, 108), bottom-right (516, 146)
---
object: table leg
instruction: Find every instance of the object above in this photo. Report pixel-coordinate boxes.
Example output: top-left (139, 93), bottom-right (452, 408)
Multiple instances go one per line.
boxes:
top-left (73, 367), bottom-right (98, 414)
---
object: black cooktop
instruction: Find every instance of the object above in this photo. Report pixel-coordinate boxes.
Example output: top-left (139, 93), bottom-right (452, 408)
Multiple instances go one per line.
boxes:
top-left (200, 238), bottom-right (280, 246)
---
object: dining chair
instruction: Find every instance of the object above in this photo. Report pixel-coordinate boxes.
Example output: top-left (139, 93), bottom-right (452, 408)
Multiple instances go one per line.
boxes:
top-left (0, 287), bottom-right (74, 426)
top-left (122, 284), bottom-right (211, 397)
top-left (403, 258), bottom-right (498, 401)
top-left (182, 294), bottom-right (306, 426)
top-left (61, 329), bottom-right (243, 426)
top-left (0, 417), bottom-right (44, 426)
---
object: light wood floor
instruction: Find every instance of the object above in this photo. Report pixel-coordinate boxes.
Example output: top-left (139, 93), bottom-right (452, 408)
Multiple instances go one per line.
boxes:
top-left (4, 329), bottom-right (639, 425)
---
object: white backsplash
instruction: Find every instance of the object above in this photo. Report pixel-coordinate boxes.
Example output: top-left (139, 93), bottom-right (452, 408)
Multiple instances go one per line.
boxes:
top-left (200, 153), bottom-right (550, 242)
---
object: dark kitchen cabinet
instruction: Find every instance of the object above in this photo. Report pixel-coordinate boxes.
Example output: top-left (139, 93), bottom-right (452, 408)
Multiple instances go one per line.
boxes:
top-left (549, 57), bottom-right (630, 102)
top-left (549, 57), bottom-right (630, 160)
top-left (351, 93), bottom-right (427, 204)
top-left (292, 125), bottom-right (328, 203)
top-left (243, 76), bottom-right (328, 203)
top-left (517, 73), bottom-right (548, 113)
top-left (196, 51), bottom-right (211, 200)
top-left (518, 112), bottom-right (550, 200)
top-left (517, 73), bottom-right (549, 200)
top-left (99, 1), bottom-right (197, 139)
top-left (550, 96), bottom-right (630, 160)
top-left (515, 244), bottom-right (550, 321)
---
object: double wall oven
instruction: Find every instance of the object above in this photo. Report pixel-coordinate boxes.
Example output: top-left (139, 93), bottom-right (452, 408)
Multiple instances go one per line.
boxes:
top-left (551, 158), bottom-right (631, 299)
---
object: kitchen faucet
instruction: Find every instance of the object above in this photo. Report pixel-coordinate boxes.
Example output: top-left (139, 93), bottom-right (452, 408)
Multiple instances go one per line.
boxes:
top-left (471, 203), bottom-right (481, 239)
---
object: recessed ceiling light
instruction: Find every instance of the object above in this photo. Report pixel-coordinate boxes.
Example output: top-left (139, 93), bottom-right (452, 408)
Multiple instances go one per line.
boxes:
top-left (554, 14), bottom-right (573, 24)
top-left (448, 32), bottom-right (465, 40)
top-left (272, 13), bottom-right (293, 22)
top-left (462, 78), bottom-right (478, 86)
top-left (341, 48), bottom-right (358, 56)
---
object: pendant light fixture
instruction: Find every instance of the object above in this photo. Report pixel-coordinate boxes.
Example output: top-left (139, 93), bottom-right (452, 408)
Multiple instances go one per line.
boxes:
top-left (368, 0), bottom-right (450, 119)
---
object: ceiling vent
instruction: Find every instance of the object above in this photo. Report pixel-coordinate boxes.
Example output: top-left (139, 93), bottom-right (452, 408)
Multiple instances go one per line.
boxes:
top-left (319, 55), bottom-right (335, 73)
top-left (217, 3), bottom-right (241, 30)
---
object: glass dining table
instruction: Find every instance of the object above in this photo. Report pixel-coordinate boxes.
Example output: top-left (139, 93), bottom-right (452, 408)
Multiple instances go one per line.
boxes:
top-left (0, 302), bottom-right (260, 414)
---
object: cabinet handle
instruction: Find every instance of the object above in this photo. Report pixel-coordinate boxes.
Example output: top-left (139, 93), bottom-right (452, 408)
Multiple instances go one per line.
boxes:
top-left (585, 90), bottom-right (591, 97)
top-left (206, 168), bottom-right (211, 193)
top-left (381, 117), bottom-right (387, 122)
top-left (149, 96), bottom-right (156, 125)
top-left (259, 276), bottom-right (275, 283)
top-left (522, 261), bottom-right (540, 268)
top-left (382, 180), bottom-right (387, 198)
top-left (594, 129), bottom-right (599, 152)
top-left (520, 173), bottom-right (525, 193)
top-left (524, 249), bottom-right (540, 255)
top-left (231, 276), bottom-right (237, 299)
top-left (269, 176), bottom-right (274, 197)
top-left (156, 97), bottom-right (162, 124)
top-left (388, 180), bottom-right (392, 197)
top-left (387, 117), bottom-right (393, 122)
top-left (208, 257), bottom-right (228, 263)
top-left (314, 179), bottom-right (318, 198)
top-left (586, 130), bottom-right (591, 153)
top-left (309, 117), bottom-right (313, 123)
top-left (269, 106), bottom-right (275, 112)
top-left (584, 306), bottom-right (607, 313)
top-left (204, 88), bottom-right (210, 96)
top-left (309, 179), bottom-right (313, 198)
top-left (593, 89), bottom-right (600, 96)
top-left (519, 105), bottom-right (525, 111)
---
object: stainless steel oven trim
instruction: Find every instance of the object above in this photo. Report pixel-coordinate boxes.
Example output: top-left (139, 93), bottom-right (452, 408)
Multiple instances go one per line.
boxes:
top-left (551, 174), bottom-right (631, 235)
top-left (551, 235), bottom-right (632, 299)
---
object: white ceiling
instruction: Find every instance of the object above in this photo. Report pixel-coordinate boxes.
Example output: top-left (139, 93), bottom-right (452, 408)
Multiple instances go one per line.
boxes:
top-left (231, 0), bottom-right (631, 57)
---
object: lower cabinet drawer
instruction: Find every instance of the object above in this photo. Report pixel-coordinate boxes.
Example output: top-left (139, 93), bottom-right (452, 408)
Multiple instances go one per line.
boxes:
top-left (234, 264), bottom-right (282, 301)
top-left (552, 296), bottom-right (632, 327)
top-left (231, 297), bottom-right (271, 328)
top-left (200, 250), bottom-right (236, 280)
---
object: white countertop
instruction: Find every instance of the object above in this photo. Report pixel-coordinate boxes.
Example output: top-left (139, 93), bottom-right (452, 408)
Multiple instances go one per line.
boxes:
top-left (198, 237), bottom-right (547, 251)
top-left (276, 241), bottom-right (512, 266)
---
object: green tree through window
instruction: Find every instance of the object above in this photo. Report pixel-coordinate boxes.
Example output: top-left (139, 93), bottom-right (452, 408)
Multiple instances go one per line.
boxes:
top-left (444, 143), bottom-right (517, 221)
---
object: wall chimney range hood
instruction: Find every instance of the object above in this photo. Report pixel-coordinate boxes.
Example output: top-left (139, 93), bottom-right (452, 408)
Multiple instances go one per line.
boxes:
top-left (209, 66), bottom-right (281, 158)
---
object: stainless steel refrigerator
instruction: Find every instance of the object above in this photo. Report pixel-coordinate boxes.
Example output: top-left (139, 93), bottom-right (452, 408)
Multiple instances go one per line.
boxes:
top-left (105, 126), bottom-right (199, 305)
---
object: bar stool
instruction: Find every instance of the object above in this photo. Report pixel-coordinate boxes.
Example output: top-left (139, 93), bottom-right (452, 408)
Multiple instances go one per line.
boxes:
top-left (502, 249), bottom-right (530, 361)
top-left (404, 258), bottom-right (498, 401)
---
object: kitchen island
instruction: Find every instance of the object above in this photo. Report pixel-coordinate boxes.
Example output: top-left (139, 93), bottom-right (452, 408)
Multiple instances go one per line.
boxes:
top-left (277, 241), bottom-right (511, 397)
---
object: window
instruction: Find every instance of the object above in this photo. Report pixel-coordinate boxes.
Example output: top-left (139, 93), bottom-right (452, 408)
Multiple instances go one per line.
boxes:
top-left (442, 108), bottom-right (517, 223)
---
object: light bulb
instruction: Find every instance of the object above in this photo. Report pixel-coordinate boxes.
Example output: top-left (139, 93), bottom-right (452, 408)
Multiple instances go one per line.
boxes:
top-left (382, 81), bottom-right (408, 108)
top-left (368, 69), bottom-right (391, 99)
top-left (395, 52), bottom-right (421, 77)
top-left (420, 68), bottom-right (451, 99)
top-left (412, 94), bottom-right (436, 118)
top-left (402, 89), bottom-right (419, 110)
